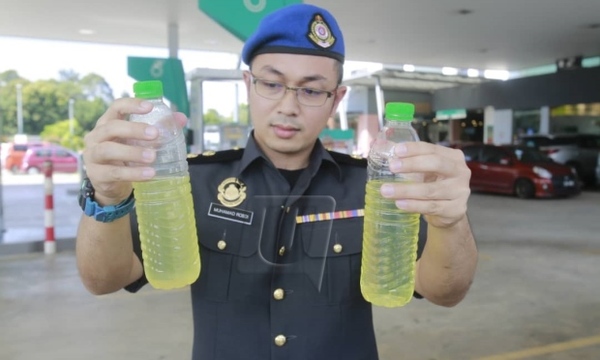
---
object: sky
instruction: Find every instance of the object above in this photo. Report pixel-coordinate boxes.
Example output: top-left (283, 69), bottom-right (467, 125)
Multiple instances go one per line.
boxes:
top-left (0, 36), bottom-right (248, 116)
top-left (0, 36), bottom-right (379, 118)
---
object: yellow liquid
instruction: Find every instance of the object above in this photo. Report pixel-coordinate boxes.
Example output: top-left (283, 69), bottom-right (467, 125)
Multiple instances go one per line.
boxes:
top-left (360, 179), bottom-right (420, 307)
top-left (133, 175), bottom-right (200, 290)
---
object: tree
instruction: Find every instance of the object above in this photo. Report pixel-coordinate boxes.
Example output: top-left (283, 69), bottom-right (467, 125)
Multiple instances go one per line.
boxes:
top-left (219, 103), bottom-right (249, 125)
top-left (80, 73), bottom-right (114, 104)
top-left (204, 108), bottom-right (225, 125)
top-left (40, 119), bottom-right (84, 150)
top-left (0, 77), bottom-right (30, 136)
top-left (75, 97), bottom-right (110, 131)
top-left (0, 70), bottom-right (22, 86)
top-left (25, 80), bottom-right (71, 134)
top-left (0, 69), bottom-right (110, 144)
top-left (58, 69), bottom-right (80, 82)
top-left (237, 103), bottom-right (249, 125)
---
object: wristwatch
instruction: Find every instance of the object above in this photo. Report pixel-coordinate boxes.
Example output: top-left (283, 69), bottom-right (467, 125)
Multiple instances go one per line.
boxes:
top-left (78, 177), bottom-right (135, 223)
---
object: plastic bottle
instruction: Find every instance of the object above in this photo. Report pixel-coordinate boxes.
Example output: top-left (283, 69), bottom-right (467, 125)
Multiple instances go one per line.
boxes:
top-left (360, 102), bottom-right (421, 307)
top-left (129, 80), bottom-right (200, 290)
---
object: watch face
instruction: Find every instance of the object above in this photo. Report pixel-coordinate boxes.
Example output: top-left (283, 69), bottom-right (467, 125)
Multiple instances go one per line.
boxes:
top-left (78, 178), bottom-right (94, 209)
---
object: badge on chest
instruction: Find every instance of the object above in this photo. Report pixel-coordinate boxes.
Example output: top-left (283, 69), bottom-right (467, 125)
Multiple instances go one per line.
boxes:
top-left (208, 177), bottom-right (253, 225)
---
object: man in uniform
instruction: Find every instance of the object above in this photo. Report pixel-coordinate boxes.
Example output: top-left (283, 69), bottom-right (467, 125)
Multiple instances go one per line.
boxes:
top-left (76, 4), bottom-right (478, 360)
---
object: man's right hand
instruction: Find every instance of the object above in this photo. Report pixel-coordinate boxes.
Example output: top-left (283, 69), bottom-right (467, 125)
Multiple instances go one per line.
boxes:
top-left (82, 97), bottom-right (188, 206)
top-left (76, 97), bottom-right (188, 295)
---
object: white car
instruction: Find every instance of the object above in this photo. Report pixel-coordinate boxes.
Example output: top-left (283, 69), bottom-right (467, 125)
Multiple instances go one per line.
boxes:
top-left (518, 133), bottom-right (600, 186)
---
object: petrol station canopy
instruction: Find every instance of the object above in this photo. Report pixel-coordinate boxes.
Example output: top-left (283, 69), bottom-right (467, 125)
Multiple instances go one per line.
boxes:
top-left (1, 0), bottom-right (599, 78)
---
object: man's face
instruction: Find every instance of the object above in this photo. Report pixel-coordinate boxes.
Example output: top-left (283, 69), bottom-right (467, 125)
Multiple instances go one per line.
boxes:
top-left (243, 53), bottom-right (346, 169)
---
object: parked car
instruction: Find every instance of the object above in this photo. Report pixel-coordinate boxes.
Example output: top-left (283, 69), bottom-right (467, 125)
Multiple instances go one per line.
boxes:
top-left (459, 144), bottom-right (580, 199)
top-left (3, 142), bottom-right (44, 173)
top-left (517, 133), bottom-right (600, 185)
top-left (20, 145), bottom-right (79, 174)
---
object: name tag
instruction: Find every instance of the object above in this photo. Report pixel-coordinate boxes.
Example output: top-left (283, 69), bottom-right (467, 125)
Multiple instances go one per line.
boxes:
top-left (208, 203), bottom-right (253, 225)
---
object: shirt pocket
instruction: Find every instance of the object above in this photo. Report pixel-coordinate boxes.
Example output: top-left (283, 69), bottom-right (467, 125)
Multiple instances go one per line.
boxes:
top-left (195, 214), bottom-right (263, 302)
top-left (300, 217), bottom-right (364, 304)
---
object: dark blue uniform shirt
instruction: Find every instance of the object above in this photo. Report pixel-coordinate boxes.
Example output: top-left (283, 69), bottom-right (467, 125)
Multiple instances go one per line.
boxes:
top-left (127, 135), bottom-right (427, 360)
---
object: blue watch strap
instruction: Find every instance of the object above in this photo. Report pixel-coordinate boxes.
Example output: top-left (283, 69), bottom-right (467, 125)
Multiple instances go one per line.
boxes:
top-left (84, 192), bottom-right (135, 223)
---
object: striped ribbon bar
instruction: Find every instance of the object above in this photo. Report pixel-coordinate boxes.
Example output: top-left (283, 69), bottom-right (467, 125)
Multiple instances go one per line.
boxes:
top-left (296, 209), bottom-right (365, 224)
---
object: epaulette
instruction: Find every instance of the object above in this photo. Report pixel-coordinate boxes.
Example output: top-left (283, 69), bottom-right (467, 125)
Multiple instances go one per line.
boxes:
top-left (327, 150), bottom-right (367, 167)
top-left (187, 148), bottom-right (244, 165)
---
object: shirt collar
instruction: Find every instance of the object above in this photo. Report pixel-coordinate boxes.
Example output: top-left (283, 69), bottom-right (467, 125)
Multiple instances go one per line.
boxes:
top-left (238, 131), bottom-right (343, 180)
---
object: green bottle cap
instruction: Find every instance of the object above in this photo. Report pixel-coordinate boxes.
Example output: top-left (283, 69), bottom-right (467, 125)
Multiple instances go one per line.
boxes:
top-left (385, 102), bottom-right (415, 121)
top-left (133, 80), bottom-right (164, 99)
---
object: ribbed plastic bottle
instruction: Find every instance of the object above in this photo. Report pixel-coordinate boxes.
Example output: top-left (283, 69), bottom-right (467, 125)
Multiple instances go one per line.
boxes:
top-left (129, 80), bottom-right (200, 290)
top-left (361, 102), bottom-right (421, 307)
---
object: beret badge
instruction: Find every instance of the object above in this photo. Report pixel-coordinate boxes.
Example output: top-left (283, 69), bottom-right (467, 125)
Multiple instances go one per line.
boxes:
top-left (307, 14), bottom-right (336, 49)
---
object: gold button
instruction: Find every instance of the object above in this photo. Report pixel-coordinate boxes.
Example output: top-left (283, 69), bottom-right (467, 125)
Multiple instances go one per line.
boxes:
top-left (273, 288), bottom-right (285, 300)
top-left (217, 240), bottom-right (227, 250)
top-left (333, 244), bottom-right (343, 253)
top-left (274, 334), bottom-right (287, 347)
top-left (202, 150), bottom-right (216, 156)
top-left (278, 246), bottom-right (286, 256)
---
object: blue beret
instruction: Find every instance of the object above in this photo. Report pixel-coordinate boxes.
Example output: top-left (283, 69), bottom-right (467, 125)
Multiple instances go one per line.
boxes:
top-left (242, 4), bottom-right (345, 65)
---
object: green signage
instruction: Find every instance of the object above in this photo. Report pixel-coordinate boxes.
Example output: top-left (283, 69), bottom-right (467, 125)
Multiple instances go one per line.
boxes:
top-left (127, 57), bottom-right (189, 116)
top-left (319, 128), bottom-right (356, 154)
top-left (199, 0), bottom-right (303, 41)
top-left (436, 108), bottom-right (467, 120)
top-left (320, 128), bottom-right (355, 140)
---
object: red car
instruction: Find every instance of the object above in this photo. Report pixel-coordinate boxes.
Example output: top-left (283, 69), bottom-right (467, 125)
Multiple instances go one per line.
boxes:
top-left (20, 145), bottom-right (80, 174)
top-left (3, 142), bottom-right (45, 173)
top-left (459, 144), bottom-right (580, 198)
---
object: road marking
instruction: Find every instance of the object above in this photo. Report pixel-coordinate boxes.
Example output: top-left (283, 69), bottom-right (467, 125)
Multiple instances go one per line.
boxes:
top-left (475, 334), bottom-right (600, 360)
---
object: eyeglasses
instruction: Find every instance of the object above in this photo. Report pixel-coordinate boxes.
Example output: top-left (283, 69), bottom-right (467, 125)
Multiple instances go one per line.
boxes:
top-left (251, 74), bottom-right (337, 107)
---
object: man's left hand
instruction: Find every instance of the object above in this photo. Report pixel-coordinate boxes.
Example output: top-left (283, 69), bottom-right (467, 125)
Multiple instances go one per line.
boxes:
top-left (380, 142), bottom-right (471, 229)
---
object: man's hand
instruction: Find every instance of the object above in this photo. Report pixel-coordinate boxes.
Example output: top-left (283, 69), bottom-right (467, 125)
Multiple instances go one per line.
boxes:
top-left (82, 98), bottom-right (188, 206)
top-left (380, 142), bottom-right (471, 229)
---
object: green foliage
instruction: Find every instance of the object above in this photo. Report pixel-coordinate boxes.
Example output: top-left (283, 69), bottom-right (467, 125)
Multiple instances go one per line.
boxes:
top-left (203, 108), bottom-right (224, 125)
top-left (40, 119), bottom-right (85, 150)
top-left (204, 103), bottom-right (249, 125)
top-left (0, 69), bottom-right (112, 148)
top-left (80, 73), bottom-right (114, 104)
top-left (0, 68), bottom-right (249, 151)
top-left (25, 80), bottom-right (69, 134)
top-left (0, 70), bottom-right (21, 86)
top-left (237, 103), bottom-right (249, 125)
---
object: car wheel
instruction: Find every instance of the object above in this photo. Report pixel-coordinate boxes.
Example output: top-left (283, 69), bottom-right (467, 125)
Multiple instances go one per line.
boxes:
top-left (515, 179), bottom-right (535, 199)
top-left (27, 167), bottom-right (40, 175)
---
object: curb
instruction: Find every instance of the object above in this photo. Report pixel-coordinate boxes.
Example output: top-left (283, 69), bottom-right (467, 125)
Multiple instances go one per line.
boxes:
top-left (0, 238), bottom-right (75, 256)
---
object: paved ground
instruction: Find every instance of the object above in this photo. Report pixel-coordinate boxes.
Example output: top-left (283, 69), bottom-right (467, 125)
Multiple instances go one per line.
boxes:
top-left (0, 170), bottom-right (81, 247)
top-left (1, 175), bottom-right (600, 359)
